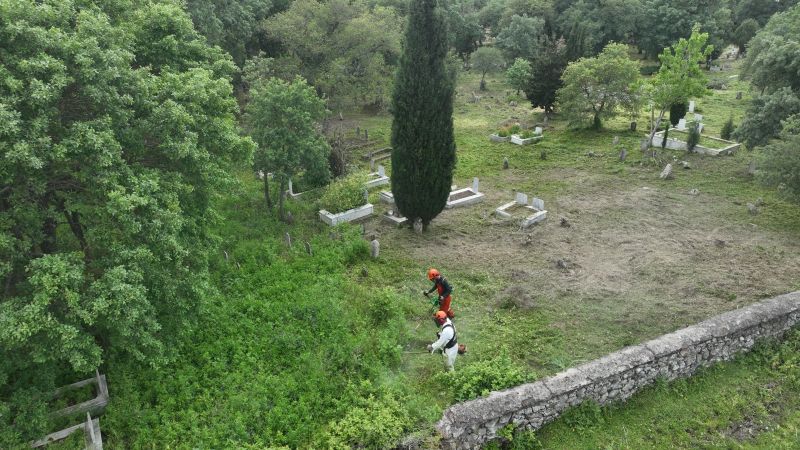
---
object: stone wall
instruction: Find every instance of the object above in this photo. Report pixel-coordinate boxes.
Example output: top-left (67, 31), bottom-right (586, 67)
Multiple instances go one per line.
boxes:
top-left (436, 291), bottom-right (800, 449)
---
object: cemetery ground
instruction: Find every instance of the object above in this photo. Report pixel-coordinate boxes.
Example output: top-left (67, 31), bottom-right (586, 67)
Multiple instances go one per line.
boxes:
top-left (101, 62), bottom-right (800, 448)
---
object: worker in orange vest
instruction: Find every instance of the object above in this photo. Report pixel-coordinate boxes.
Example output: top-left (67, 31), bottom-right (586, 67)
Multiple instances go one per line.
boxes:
top-left (423, 268), bottom-right (454, 319)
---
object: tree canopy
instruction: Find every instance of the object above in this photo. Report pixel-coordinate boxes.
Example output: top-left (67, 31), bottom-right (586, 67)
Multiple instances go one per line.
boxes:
top-left (390, 0), bottom-right (456, 228)
top-left (0, 0), bottom-right (253, 440)
top-left (245, 76), bottom-right (331, 219)
top-left (557, 42), bottom-right (641, 128)
top-left (647, 27), bottom-right (713, 143)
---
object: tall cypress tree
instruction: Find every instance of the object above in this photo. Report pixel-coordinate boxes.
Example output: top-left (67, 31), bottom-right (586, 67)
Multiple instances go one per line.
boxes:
top-left (390, 0), bottom-right (455, 229)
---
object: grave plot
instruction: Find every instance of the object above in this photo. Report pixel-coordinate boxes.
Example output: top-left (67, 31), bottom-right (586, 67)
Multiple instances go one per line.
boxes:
top-left (31, 370), bottom-right (109, 449)
top-left (652, 127), bottom-right (740, 156)
top-left (319, 203), bottom-right (374, 226)
top-left (446, 178), bottom-right (485, 209)
top-left (365, 165), bottom-right (389, 189)
top-left (494, 192), bottom-right (547, 228)
top-left (510, 127), bottom-right (544, 146)
top-left (382, 208), bottom-right (408, 227)
top-left (362, 147), bottom-right (392, 170)
top-left (285, 179), bottom-right (304, 199)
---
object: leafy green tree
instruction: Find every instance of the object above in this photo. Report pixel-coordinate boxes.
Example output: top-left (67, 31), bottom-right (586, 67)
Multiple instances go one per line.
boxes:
top-left (390, 0), bottom-right (456, 229)
top-left (523, 36), bottom-right (568, 115)
top-left (471, 46), bottom-right (504, 90)
top-left (245, 77), bottom-right (331, 219)
top-left (646, 27), bottom-right (713, 145)
top-left (506, 58), bottom-right (532, 95)
top-left (742, 5), bottom-right (800, 93)
top-left (757, 114), bottom-right (800, 202)
top-left (477, 0), bottom-right (506, 33)
top-left (733, 88), bottom-right (800, 148)
top-left (556, 43), bottom-right (641, 129)
top-left (265, 0), bottom-right (402, 107)
top-left (733, 0), bottom-right (799, 26)
top-left (447, 4), bottom-right (483, 60)
top-left (0, 0), bottom-right (253, 441)
top-left (495, 15), bottom-right (547, 60)
top-left (186, 0), bottom-right (273, 66)
top-left (638, 0), bottom-right (726, 59)
top-left (732, 18), bottom-right (760, 54)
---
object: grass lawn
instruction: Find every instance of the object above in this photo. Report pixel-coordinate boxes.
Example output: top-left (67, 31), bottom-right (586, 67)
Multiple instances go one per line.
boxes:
top-left (102, 57), bottom-right (800, 448)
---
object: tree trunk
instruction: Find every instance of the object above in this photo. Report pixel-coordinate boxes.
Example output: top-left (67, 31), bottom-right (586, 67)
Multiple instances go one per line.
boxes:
top-left (263, 175), bottom-right (273, 210)
top-left (648, 109), bottom-right (666, 147)
top-left (64, 210), bottom-right (89, 257)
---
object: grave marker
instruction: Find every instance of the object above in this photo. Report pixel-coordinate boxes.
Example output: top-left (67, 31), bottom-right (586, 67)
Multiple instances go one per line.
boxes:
top-left (370, 239), bottom-right (380, 258)
top-left (689, 101), bottom-right (695, 112)
top-left (612, 136), bottom-right (620, 146)
top-left (532, 198), bottom-right (544, 211)
top-left (472, 178), bottom-right (480, 192)
top-left (515, 193), bottom-right (528, 205)
top-left (677, 118), bottom-right (687, 130)
top-left (534, 127), bottom-right (543, 135)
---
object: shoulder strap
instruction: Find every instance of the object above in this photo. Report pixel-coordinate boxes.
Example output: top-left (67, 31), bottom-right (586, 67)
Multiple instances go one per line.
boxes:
top-left (442, 323), bottom-right (457, 349)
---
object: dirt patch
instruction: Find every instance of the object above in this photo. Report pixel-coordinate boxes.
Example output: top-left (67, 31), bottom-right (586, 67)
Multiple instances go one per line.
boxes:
top-left (494, 285), bottom-right (536, 310)
top-left (448, 190), bottom-right (478, 201)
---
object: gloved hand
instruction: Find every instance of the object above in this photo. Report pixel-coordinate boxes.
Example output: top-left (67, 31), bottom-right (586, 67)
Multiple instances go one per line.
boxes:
top-left (438, 295), bottom-right (444, 302)
top-left (426, 344), bottom-right (433, 352)
top-left (422, 290), bottom-right (429, 297)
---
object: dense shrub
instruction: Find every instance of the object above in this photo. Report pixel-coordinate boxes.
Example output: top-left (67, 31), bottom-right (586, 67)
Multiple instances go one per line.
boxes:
top-left (721, 117), bottom-right (735, 140)
top-left (438, 349), bottom-right (530, 401)
top-left (319, 173), bottom-right (370, 214)
top-left (318, 391), bottom-right (411, 449)
top-left (103, 222), bottom-right (411, 448)
top-left (686, 122), bottom-right (701, 152)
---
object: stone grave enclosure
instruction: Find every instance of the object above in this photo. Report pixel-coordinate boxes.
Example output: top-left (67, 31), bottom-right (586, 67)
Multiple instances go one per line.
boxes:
top-left (494, 192), bottom-right (547, 228)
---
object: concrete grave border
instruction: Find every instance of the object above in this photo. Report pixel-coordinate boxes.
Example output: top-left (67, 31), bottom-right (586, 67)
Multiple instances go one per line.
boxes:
top-left (319, 203), bottom-right (373, 226)
top-left (494, 193), bottom-right (547, 227)
top-left (652, 129), bottom-right (740, 156)
top-left (365, 165), bottom-right (390, 189)
top-left (445, 178), bottom-right (485, 209)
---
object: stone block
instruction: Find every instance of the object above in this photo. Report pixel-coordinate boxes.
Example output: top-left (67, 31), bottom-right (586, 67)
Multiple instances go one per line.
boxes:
top-left (543, 368), bottom-right (591, 397)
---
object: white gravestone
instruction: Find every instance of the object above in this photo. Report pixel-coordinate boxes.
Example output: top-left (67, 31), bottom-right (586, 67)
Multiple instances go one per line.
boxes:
top-left (677, 118), bottom-right (687, 130)
top-left (694, 113), bottom-right (703, 122)
top-left (472, 177), bottom-right (480, 192)
top-left (534, 127), bottom-right (543, 135)
top-left (515, 193), bottom-right (528, 205)
top-left (688, 101), bottom-right (695, 113)
top-left (378, 165), bottom-right (385, 177)
top-left (532, 198), bottom-right (545, 211)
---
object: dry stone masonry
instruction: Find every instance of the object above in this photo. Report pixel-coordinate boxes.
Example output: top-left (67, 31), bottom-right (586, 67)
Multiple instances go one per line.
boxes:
top-left (436, 291), bottom-right (800, 449)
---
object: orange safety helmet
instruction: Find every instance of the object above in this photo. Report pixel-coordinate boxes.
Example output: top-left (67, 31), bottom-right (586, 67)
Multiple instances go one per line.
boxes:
top-left (433, 310), bottom-right (448, 324)
top-left (427, 268), bottom-right (440, 281)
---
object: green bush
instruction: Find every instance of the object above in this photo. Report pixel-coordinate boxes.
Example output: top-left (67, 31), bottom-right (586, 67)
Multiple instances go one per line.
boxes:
top-left (509, 124), bottom-right (521, 135)
top-left (438, 349), bottom-right (529, 401)
top-left (319, 173), bottom-right (370, 214)
top-left (686, 122), bottom-right (701, 152)
top-left (497, 127), bottom-right (511, 137)
top-left (520, 129), bottom-right (534, 139)
top-left (721, 117), bottom-right (735, 140)
top-left (319, 391), bottom-right (411, 449)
